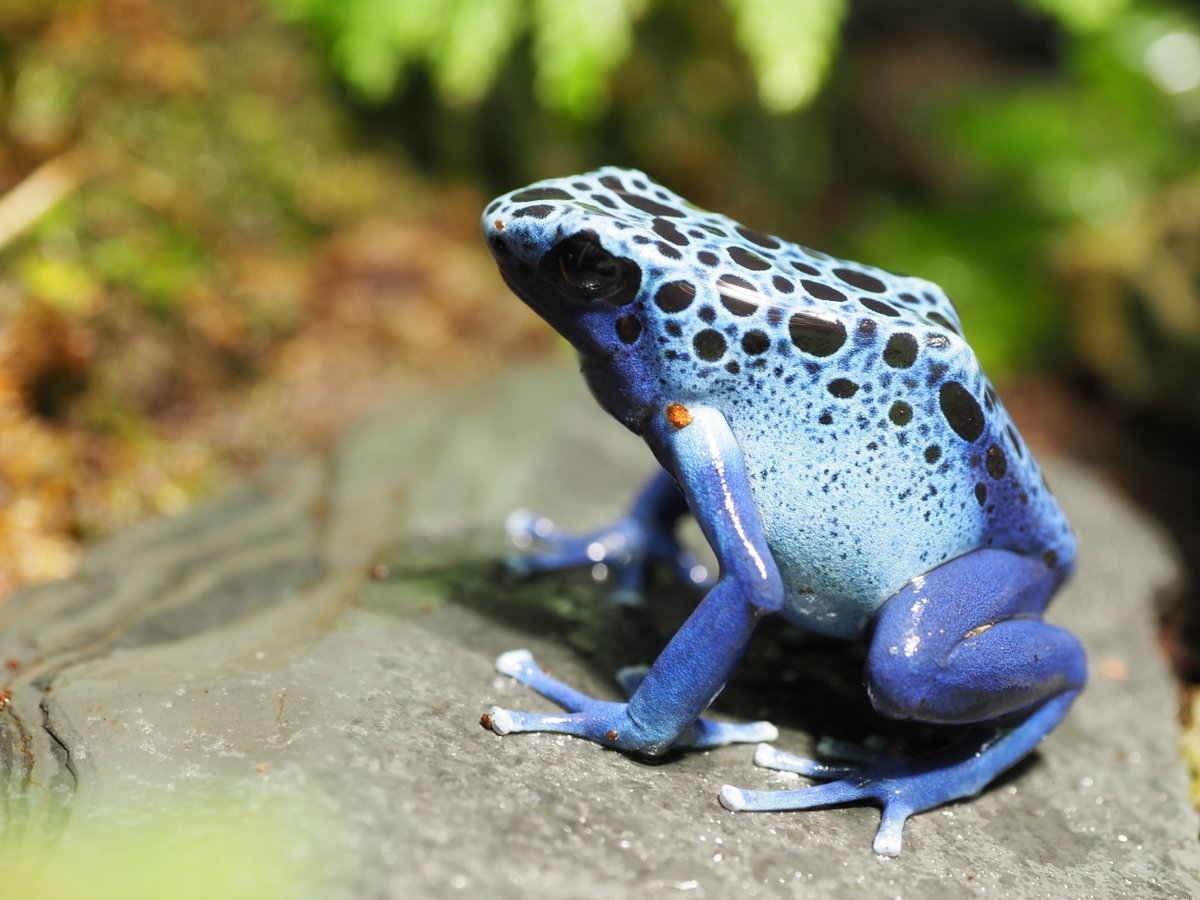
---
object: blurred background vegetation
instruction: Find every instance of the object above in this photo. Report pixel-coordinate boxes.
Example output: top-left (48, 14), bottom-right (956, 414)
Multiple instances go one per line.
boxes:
top-left (1, 0), bottom-right (1200, 789)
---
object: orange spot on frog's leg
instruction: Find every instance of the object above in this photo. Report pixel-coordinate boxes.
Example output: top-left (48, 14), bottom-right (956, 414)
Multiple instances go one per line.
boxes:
top-left (666, 402), bottom-right (693, 429)
top-left (493, 219), bottom-right (505, 231)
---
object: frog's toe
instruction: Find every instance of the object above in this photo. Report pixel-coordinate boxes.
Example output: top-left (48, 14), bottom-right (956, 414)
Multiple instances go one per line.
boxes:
top-left (484, 705), bottom-right (518, 735)
top-left (680, 717), bottom-right (778, 750)
top-left (753, 743), bottom-right (862, 779)
top-left (721, 776), bottom-right (918, 856)
top-left (494, 648), bottom-right (538, 679)
top-left (493, 647), bottom-right (601, 712)
top-left (501, 499), bottom-right (704, 604)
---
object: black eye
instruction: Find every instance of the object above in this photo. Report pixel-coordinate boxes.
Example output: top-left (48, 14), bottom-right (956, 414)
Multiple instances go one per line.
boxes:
top-left (559, 239), bottom-right (620, 295)
top-left (542, 231), bottom-right (641, 305)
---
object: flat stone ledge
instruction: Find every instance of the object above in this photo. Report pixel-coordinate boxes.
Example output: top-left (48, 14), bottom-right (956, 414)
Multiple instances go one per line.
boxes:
top-left (0, 365), bottom-right (1196, 898)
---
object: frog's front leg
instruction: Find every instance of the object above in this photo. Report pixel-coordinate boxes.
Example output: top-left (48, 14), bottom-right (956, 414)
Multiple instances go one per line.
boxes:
top-left (721, 549), bottom-right (1086, 856)
top-left (505, 469), bottom-right (711, 606)
top-left (486, 404), bottom-right (784, 754)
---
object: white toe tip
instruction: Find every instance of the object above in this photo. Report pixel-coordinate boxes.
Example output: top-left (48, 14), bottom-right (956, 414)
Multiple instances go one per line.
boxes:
top-left (754, 743), bottom-right (781, 767)
top-left (873, 835), bottom-right (902, 857)
top-left (754, 722), bottom-right (780, 743)
top-left (495, 649), bottom-right (535, 677)
top-left (719, 785), bottom-right (748, 811)
top-left (487, 706), bottom-right (516, 735)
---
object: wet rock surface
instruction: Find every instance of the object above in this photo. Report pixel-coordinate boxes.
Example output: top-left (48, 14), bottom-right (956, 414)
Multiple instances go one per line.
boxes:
top-left (0, 366), bottom-right (1197, 898)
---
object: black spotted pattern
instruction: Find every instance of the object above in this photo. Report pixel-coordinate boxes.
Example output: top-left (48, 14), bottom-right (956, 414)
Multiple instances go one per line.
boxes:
top-left (802, 279), bottom-right (846, 303)
top-left (736, 225), bottom-right (781, 249)
top-left (985, 444), bottom-right (1007, 479)
top-left (513, 204), bottom-right (555, 219)
top-left (616, 315), bottom-right (641, 344)
top-left (742, 330), bottom-right (770, 354)
top-left (718, 274), bottom-right (759, 316)
top-left (656, 280), bottom-right (696, 313)
top-left (939, 382), bottom-right (984, 442)
top-left (653, 218), bottom-right (689, 246)
top-left (889, 401), bottom-right (913, 426)
top-left (618, 191), bottom-right (685, 218)
top-left (883, 333), bottom-right (918, 368)
top-left (485, 168), bottom-right (1074, 597)
top-left (861, 298), bottom-right (900, 317)
top-left (789, 313), bottom-right (847, 357)
top-left (512, 187), bottom-right (572, 202)
top-left (834, 268), bottom-right (887, 293)
top-left (729, 246), bottom-right (772, 271)
top-left (694, 329), bottom-right (726, 361)
top-left (828, 378), bottom-right (858, 398)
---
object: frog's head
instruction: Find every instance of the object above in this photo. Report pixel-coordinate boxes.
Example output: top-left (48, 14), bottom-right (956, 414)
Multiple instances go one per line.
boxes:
top-left (481, 167), bottom-right (685, 360)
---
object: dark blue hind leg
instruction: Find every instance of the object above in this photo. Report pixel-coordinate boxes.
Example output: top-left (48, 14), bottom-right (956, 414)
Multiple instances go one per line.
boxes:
top-left (721, 548), bottom-right (1085, 855)
top-left (505, 469), bottom-right (712, 605)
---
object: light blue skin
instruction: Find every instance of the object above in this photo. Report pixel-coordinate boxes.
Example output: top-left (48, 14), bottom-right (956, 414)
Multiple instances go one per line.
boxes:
top-left (480, 167), bottom-right (1084, 855)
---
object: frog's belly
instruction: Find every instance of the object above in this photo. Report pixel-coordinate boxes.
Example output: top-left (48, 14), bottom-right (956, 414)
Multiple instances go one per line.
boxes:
top-left (749, 460), bottom-right (987, 641)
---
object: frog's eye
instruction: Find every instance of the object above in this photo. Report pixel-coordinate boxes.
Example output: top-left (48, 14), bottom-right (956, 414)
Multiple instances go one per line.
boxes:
top-left (543, 231), bottom-right (640, 305)
top-left (558, 239), bottom-right (620, 295)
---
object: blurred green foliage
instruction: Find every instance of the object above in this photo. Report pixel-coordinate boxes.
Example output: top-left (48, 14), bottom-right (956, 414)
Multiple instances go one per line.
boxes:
top-left (2, 788), bottom-right (317, 900)
top-left (270, 0), bottom-right (849, 116)
top-left (271, 0), bottom-right (1200, 379)
top-left (0, 0), bottom-right (550, 591)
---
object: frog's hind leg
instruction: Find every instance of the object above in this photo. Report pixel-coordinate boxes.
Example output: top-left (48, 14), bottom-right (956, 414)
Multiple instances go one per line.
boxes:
top-left (505, 470), bottom-right (711, 605)
top-left (720, 548), bottom-right (1085, 856)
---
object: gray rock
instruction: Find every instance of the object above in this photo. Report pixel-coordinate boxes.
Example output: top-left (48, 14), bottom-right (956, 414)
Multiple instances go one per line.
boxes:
top-left (0, 366), bottom-right (1196, 898)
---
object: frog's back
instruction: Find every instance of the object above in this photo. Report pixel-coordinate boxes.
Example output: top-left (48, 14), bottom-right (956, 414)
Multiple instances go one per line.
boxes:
top-left (484, 168), bottom-right (1076, 639)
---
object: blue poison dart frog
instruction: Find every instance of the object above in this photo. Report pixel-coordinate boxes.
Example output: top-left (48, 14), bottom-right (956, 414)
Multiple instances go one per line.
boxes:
top-left (479, 167), bottom-right (1082, 855)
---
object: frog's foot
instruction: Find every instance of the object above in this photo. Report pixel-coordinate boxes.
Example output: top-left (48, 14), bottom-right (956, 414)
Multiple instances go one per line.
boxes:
top-left (721, 689), bottom-right (1079, 856)
top-left (504, 508), bottom-right (710, 606)
top-left (486, 649), bottom-right (777, 752)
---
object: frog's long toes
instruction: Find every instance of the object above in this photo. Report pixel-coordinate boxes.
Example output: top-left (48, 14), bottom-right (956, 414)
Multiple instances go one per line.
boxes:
top-left (873, 805), bottom-right (911, 857)
top-left (753, 744), bottom-right (861, 779)
top-left (682, 717), bottom-right (778, 749)
top-left (495, 648), bottom-right (538, 679)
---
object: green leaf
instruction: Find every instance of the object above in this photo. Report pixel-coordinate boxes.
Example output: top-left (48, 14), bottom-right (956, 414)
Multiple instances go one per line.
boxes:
top-left (433, 0), bottom-right (526, 106)
top-left (531, 0), bottom-right (645, 118)
top-left (724, 0), bottom-right (846, 113)
top-left (1020, 0), bottom-right (1129, 34)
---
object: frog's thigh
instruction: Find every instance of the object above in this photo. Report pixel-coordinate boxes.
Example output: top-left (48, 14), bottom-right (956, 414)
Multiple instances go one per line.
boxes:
top-left (865, 548), bottom-right (1086, 725)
